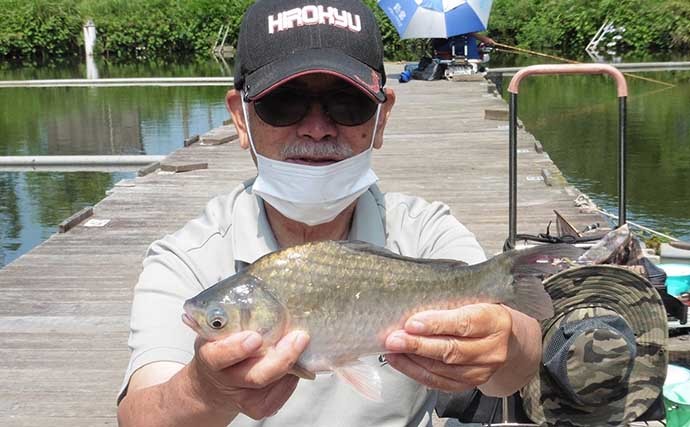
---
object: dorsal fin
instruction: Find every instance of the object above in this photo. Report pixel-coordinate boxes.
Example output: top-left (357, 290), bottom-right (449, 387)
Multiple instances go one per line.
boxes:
top-left (338, 240), bottom-right (467, 267)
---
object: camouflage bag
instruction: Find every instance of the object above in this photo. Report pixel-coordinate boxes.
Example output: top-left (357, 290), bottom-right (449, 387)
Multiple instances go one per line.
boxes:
top-left (521, 266), bottom-right (668, 427)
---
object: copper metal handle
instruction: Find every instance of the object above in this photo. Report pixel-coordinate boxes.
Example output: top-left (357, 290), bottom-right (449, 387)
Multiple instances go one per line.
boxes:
top-left (507, 64), bottom-right (628, 97)
top-left (505, 63), bottom-right (628, 249)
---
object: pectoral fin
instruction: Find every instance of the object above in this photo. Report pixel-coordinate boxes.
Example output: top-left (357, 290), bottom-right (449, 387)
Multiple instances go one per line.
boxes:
top-left (289, 363), bottom-right (316, 380)
top-left (334, 361), bottom-right (383, 402)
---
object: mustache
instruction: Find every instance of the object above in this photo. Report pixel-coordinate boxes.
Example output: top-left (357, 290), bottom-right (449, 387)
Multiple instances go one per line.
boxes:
top-left (281, 140), bottom-right (354, 160)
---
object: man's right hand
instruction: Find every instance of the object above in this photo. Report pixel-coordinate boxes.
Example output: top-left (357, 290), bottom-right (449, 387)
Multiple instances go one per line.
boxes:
top-left (117, 330), bottom-right (310, 427)
top-left (189, 330), bottom-right (310, 420)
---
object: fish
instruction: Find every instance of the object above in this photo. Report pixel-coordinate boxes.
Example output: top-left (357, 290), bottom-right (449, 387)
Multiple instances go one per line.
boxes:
top-left (578, 224), bottom-right (634, 265)
top-left (182, 240), bottom-right (583, 401)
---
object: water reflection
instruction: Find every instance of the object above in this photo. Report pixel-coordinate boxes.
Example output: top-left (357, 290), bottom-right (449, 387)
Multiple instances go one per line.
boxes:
top-left (1, 58), bottom-right (689, 268)
top-left (513, 71), bottom-right (690, 240)
top-left (47, 102), bottom-right (143, 155)
top-left (0, 60), bottom-right (231, 267)
top-left (0, 173), bottom-right (20, 266)
top-left (0, 171), bottom-right (130, 266)
top-left (86, 55), bottom-right (99, 80)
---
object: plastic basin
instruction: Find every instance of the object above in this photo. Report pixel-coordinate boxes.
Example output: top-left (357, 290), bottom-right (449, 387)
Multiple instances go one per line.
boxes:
top-left (658, 263), bottom-right (690, 296)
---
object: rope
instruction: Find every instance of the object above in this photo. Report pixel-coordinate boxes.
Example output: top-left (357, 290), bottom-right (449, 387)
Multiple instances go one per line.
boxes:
top-left (493, 43), bottom-right (578, 64)
top-left (574, 194), bottom-right (679, 241)
top-left (493, 42), bottom-right (676, 88)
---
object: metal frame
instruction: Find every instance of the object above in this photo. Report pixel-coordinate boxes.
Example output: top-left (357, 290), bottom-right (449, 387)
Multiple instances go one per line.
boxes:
top-left (506, 64), bottom-right (629, 249)
top-left (0, 77), bottom-right (235, 88)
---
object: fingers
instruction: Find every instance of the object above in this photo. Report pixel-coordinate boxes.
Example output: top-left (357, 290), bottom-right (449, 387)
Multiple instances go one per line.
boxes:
top-left (222, 331), bottom-right (310, 389)
top-left (240, 375), bottom-right (300, 420)
top-left (385, 353), bottom-right (474, 392)
top-left (195, 331), bottom-right (264, 372)
top-left (383, 305), bottom-right (516, 392)
top-left (386, 330), bottom-right (509, 365)
top-left (405, 354), bottom-right (495, 387)
top-left (403, 304), bottom-right (512, 338)
top-left (187, 330), bottom-right (309, 421)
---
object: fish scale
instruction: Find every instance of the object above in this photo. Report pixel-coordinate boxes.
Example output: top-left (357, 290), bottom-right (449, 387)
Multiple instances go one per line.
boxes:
top-left (183, 240), bottom-right (583, 399)
top-left (248, 241), bottom-right (502, 371)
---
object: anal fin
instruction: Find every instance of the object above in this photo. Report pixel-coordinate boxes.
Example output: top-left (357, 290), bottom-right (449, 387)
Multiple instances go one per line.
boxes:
top-left (334, 361), bottom-right (383, 402)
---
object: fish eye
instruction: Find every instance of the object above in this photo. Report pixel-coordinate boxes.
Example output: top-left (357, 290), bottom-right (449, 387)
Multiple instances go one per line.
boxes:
top-left (207, 308), bottom-right (228, 329)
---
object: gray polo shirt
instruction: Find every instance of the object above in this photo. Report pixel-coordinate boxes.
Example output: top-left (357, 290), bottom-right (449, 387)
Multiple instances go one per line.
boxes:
top-left (119, 178), bottom-right (486, 426)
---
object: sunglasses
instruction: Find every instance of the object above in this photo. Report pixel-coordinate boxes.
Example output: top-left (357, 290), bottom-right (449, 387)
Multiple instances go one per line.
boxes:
top-left (252, 86), bottom-right (381, 127)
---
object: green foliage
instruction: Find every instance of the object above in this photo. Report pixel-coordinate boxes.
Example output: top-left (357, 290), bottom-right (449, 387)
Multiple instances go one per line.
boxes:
top-left (0, 0), bottom-right (82, 64)
top-left (489, 0), bottom-right (690, 57)
top-left (487, 0), bottom-right (539, 47)
top-left (666, 0), bottom-right (690, 49)
top-left (0, 0), bottom-right (252, 63)
top-left (77, 0), bottom-right (253, 60)
top-left (0, 0), bottom-right (689, 63)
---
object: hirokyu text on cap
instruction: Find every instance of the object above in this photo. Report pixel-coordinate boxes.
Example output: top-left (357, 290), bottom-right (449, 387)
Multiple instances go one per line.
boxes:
top-left (234, 0), bottom-right (387, 102)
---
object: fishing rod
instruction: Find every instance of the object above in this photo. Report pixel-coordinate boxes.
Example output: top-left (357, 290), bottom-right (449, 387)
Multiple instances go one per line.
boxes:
top-left (492, 42), bottom-right (676, 88)
top-left (574, 194), bottom-right (679, 242)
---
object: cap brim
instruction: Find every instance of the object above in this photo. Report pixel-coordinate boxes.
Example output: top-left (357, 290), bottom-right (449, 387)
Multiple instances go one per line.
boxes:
top-left (521, 265), bottom-right (667, 427)
top-left (243, 48), bottom-right (386, 102)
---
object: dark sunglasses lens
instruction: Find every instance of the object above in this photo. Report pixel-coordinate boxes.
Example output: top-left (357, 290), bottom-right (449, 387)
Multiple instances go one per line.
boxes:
top-left (254, 90), bottom-right (308, 127)
top-left (326, 90), bottom-right (378, 126)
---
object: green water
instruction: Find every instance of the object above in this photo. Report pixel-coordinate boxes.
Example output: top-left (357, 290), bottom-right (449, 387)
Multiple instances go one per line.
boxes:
top-left (1, 56), bottom-right (689, 268)
top-left (501, 67), bottom-right (690, 242)
top-left (0, 59), bottom-right (232, 267)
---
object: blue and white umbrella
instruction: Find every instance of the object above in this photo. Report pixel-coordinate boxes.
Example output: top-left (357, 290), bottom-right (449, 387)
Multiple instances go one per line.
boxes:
top-left (377, 0), bottom-right (494, 39)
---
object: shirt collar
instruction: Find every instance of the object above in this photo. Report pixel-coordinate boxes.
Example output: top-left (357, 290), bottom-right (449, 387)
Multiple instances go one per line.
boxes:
top-left (349, 186), bottom-right (386, 247)
top-left (231, 179), bottom-right (279, 265)
top-left (231, 182), bottom-right (386, 264)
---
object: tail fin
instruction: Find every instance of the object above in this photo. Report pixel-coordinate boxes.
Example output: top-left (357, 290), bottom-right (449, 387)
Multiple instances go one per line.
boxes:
top-left (499, 244), bottom-right (584, 320)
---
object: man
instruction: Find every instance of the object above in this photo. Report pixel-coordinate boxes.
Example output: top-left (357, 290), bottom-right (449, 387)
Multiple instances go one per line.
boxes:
top-left (432, 33), bottom-right (495, 61)
top-left (116, 1), bottom-right (542, 426)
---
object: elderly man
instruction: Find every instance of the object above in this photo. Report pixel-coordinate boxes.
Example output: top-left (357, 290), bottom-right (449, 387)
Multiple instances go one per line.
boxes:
top-left (116, 0), bottom-right (542, 425)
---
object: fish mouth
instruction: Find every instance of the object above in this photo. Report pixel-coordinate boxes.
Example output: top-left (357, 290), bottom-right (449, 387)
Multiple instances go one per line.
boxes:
top-left (181, 313), bottom-right (201, 333)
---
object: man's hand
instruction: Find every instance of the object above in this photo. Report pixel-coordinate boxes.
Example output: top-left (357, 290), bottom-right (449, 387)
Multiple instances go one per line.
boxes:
top-left (384, 303), bottom-right (541, 396)
top-left (188, 330), bottom-right (310, 421)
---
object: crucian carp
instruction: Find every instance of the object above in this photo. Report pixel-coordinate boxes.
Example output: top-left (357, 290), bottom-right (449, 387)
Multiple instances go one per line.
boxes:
top-left (183, 241), bottom-right (582, 400)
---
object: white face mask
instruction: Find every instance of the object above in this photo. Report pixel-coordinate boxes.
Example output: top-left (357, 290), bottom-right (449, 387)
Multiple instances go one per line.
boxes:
top-left (241, 93), bottom-right (381, 226)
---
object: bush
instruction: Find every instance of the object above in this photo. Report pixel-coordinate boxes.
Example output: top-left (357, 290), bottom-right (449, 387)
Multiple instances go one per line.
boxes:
top-left (78, 0), bottom-right (253, 60)
top-left (666, 0), bottom-right (690, 49)
top-left (0, 0), bottom-right (82, 63)
top-left (489, 0), bottom-right (689, 57)
top-left (0, 0), bottom-right (687, 64)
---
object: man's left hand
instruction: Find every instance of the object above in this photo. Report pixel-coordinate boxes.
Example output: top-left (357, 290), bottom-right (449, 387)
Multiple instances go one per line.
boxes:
top-left (384, 303), bottom-right (513, 392)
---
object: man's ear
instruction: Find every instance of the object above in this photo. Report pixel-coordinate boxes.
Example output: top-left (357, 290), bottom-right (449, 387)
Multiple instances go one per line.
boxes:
top-left (226, 89), bottom-right (250, 150)
top-left (373, 87), bottom-right (396, 149)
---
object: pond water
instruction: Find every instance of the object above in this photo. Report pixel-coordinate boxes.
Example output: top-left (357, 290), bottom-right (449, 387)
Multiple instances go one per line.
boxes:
top-left (491, 55), bottom-right (690, 244)
top-left (0, 55), bottom-right (689, 268)
top-left (0, 60), bottom-right (231, 267)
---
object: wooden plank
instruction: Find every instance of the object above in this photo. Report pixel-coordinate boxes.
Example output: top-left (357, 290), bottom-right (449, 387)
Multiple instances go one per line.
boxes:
top-left (3, 67), bottom-right (666, 427)
top-left (136, 161), bottom-right (160, 177)
top-left (484, 108), bottom-right (509, 121)
top-left (199, 125), bottom-right (238, 145)
top-left (58, 206), bottom-right (93, 233)
top-left (160, 161), bottom-right (208, 173)
top-left (183, 134), bottom-right (200, 147)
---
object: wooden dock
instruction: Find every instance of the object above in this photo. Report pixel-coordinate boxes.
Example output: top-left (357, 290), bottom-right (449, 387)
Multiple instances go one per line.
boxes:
top-left (0, 71), bottom-right (648, 426)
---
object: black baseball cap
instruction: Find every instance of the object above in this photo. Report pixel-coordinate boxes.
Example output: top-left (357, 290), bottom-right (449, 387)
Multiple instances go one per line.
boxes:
top-left (234, 0), bottom-right (387, 102)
